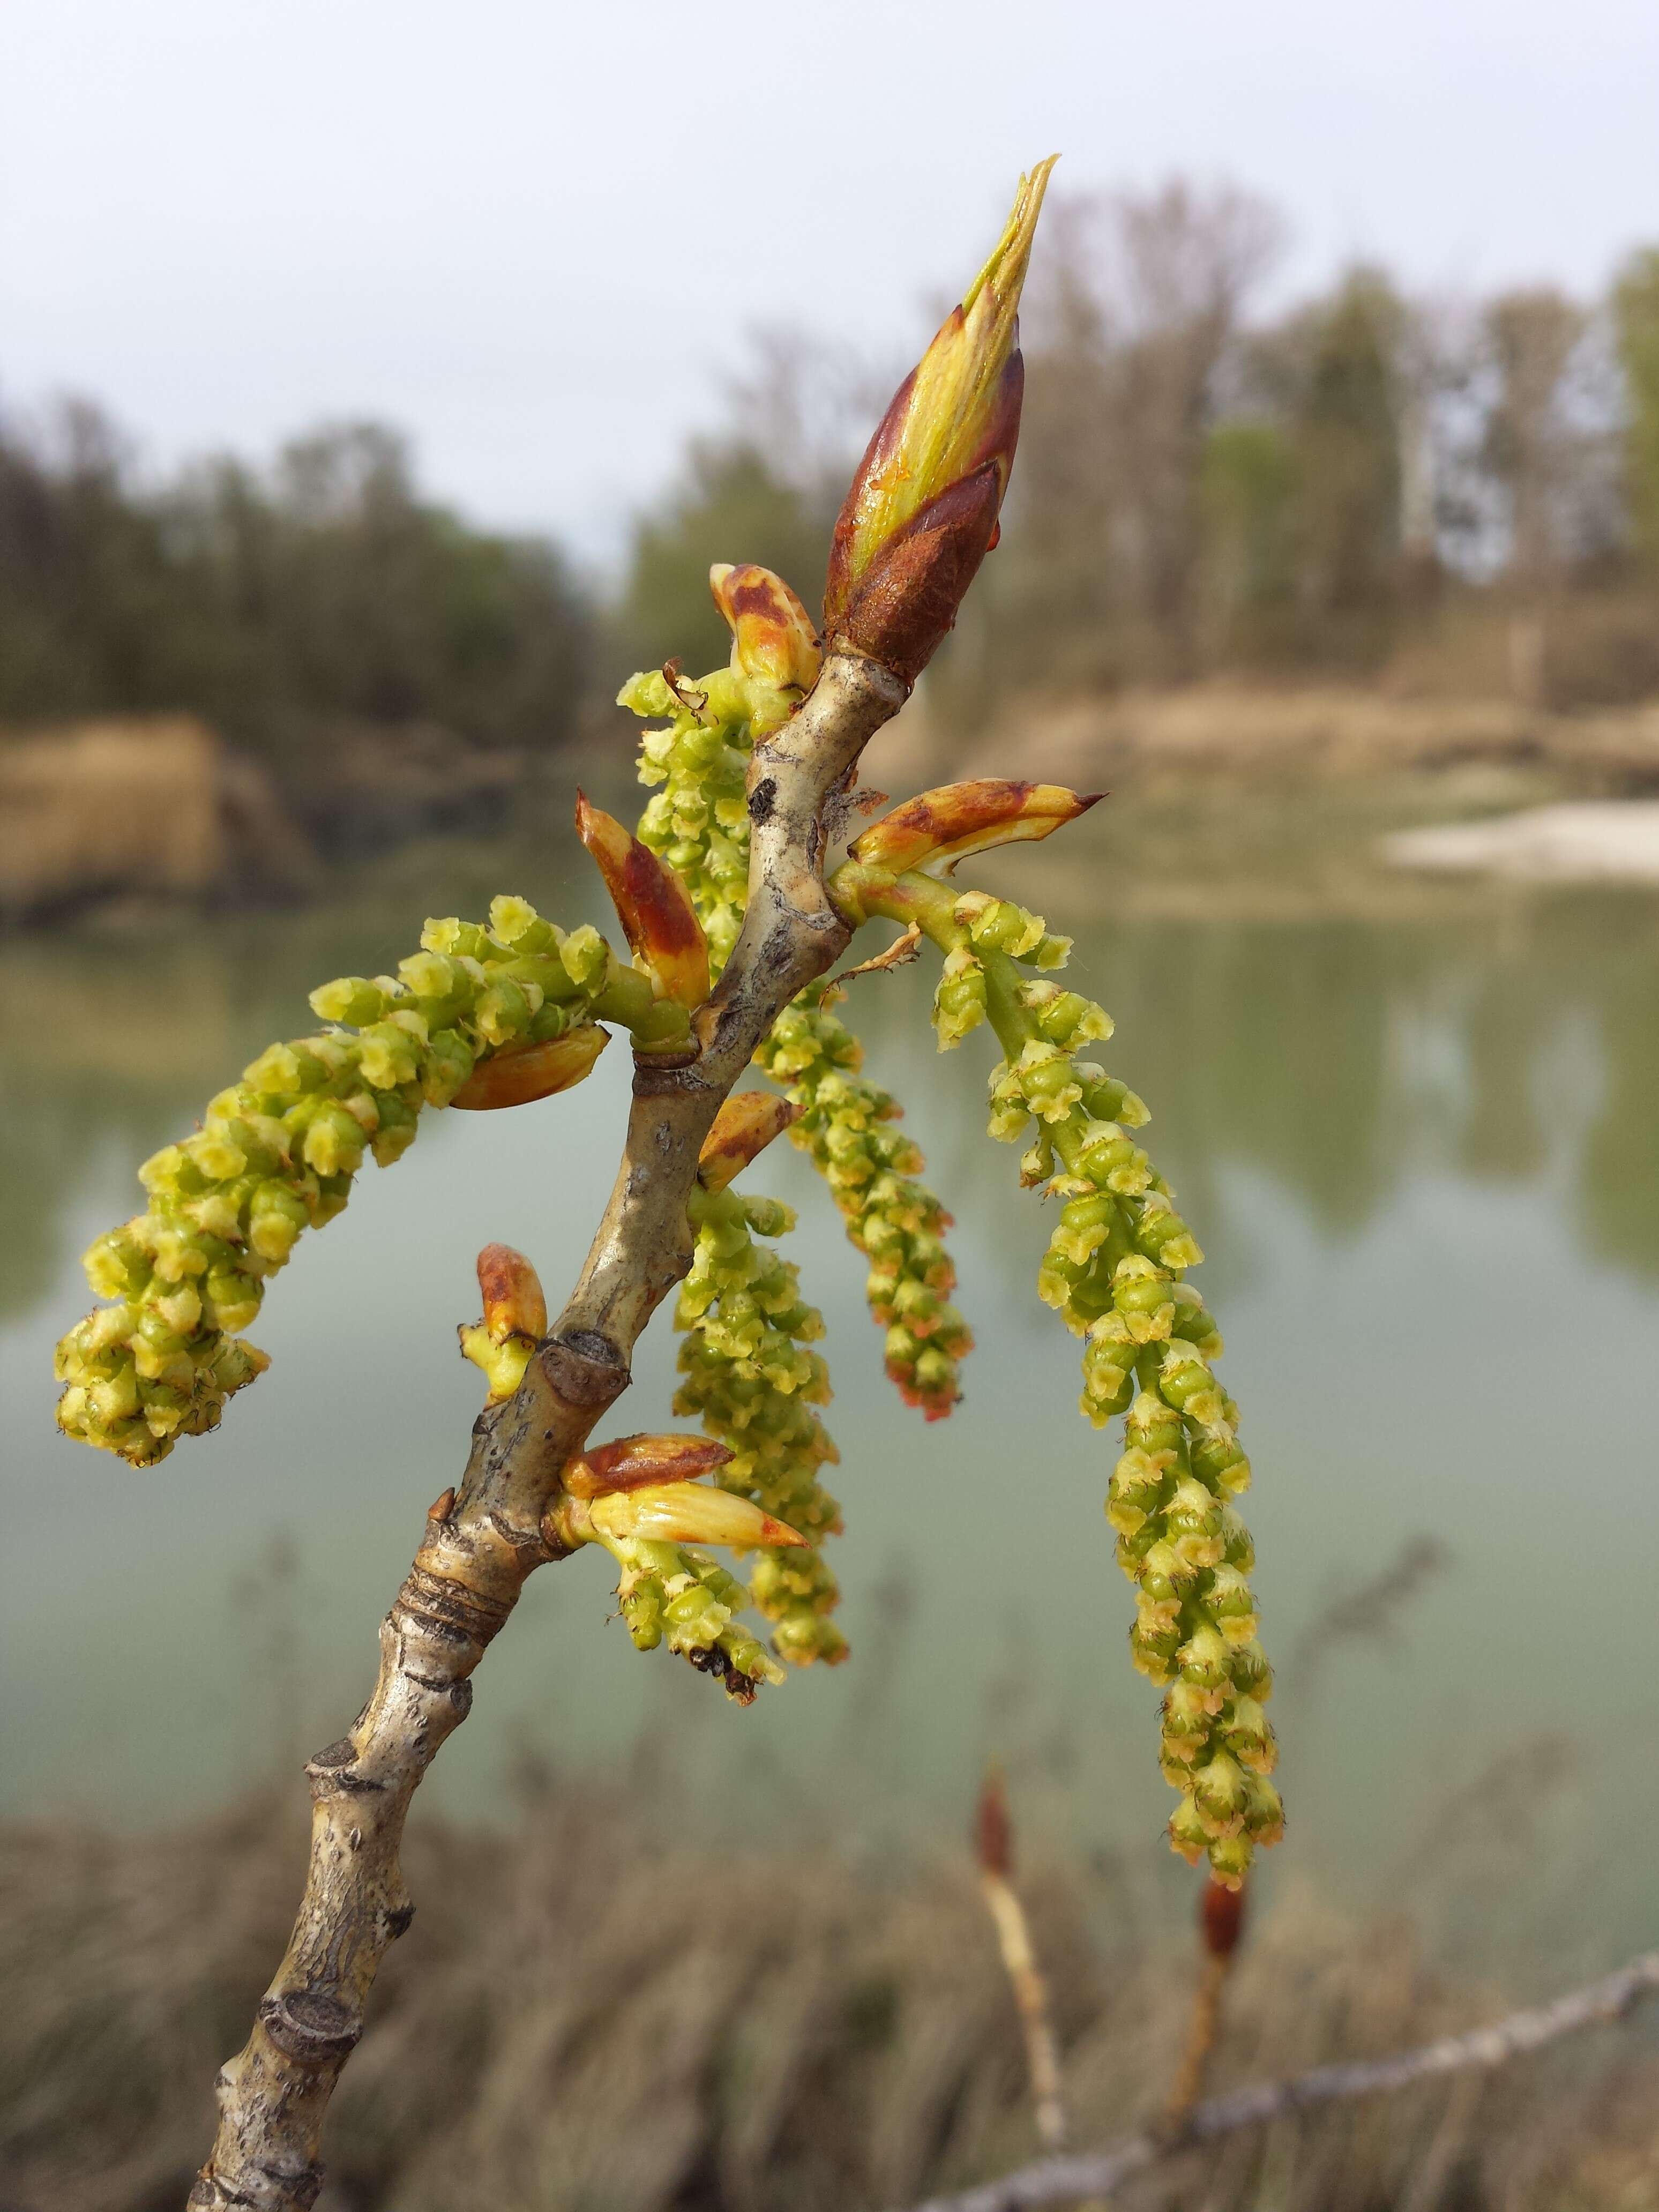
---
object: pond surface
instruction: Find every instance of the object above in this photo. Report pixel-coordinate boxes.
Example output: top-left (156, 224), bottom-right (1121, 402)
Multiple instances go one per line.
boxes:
top-left (4, 776), bottom-right (1657, 1968)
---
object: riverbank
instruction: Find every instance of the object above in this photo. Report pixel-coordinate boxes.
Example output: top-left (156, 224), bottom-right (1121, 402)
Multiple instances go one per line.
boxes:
top-left (886, 682), bottom-right (1659, 796)
top-left (0, 714), bottom-right (529, 925)
top-left (10, 686), bottom-right (1659, 930)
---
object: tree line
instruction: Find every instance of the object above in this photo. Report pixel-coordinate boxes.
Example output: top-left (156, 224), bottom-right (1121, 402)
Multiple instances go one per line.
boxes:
top-left (0, 411), bottom-right (591, 752)
top-left (6, 177), bottom-right (1659, 760)
top-left (623, 183), bottom-right (1659, 717)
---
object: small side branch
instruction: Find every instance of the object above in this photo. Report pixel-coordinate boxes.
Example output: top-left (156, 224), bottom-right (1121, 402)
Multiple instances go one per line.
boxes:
top-left (899, 1950), bottom-right (1659, 2212)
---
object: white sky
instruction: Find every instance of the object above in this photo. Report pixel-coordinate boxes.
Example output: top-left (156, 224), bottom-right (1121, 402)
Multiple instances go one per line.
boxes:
top-left (4, 0), bottom-right (1657, 571)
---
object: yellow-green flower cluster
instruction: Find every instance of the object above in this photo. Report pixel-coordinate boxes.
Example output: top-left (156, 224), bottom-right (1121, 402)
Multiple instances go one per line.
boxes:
top-left (756, 1000), bottom-right (972, 1421)
top-left (931, 890), bottom-right (1074, 1051)
top-left (671, 1184), bottom-right (847, 1667)
top-left (622, 662), bottom-right (793, 975)
top-left (599, 1534), bottom-right (785, 1705)
top-left (620, 662), bottom-right (973, 1420)
top-left (54, 896), bottom-right (657, 1467)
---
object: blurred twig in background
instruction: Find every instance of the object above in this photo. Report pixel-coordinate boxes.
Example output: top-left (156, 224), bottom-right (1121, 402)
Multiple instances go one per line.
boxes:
top-left (975, 1768), bottom-right (1068, 2154)
top-left (1281, 1533), bottom-right (1453, 1702)
top-left (907, 1949), bottom-right (1659, 2212)
top-left (1163, 1877), bottom-right (1247, 2126)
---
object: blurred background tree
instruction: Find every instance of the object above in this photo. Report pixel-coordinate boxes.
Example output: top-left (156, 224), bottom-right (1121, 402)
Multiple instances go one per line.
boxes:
top-left (6, 173), bottom-right (1659, 799)
top-left (0, 407), bottom-right (591, 754)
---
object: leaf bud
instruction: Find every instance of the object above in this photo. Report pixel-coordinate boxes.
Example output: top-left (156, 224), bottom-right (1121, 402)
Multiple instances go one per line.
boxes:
top-left (697, 1092), bottom-right (802, 1192)
top-left (708, 562), bottom-right (821, 698)
top-left (823, 161), bottom-right (1055, 682)
top-left (576, 793), bottom-right (711, 1011)
top-left (851, 780), bottom-right (1098, 879)
top-left (565, 1431), bottom-right (730, 1498)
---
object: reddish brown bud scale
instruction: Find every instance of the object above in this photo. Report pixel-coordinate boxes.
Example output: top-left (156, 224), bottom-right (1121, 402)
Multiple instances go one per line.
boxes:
top-left (578, 1483), bottom-right (807, 1550)
top-left (475, 1244), bottom-right (547, 1343)
top-left (822, 161), bottom-right (1054, 682)
top-left (709, 563), bottom-right (821, 692)
top-left (830, 463), bottom-right (1005, 685)
top-left (697, 1092), bottom-right (802, 1192)
top-left (575, 793), bottom-right (711, 1011)
top-left (851, 780), bottom-right (1100, 876)
top-left (1201, 1872), bottom-right (1247, 1956)
top-left (975, 1766), bottom-right (1014, 1879)
top-left (451, 1026), bottom-right (608, 1110)
top-left (566, 1431), bottom-right (733, 1498)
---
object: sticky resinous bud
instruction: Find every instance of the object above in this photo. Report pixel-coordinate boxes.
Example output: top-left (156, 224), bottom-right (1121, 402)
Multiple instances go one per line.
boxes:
top-left (696, 1092), bottom-right (803, 1193)
top-left (458, 1243), bottom-right (547, 1402)
top-left (546, 1432), bottom-right (807, 1555)
top-left (821, 159), bottom-right (1056, 684)
top-left (576, 794), bottom-right (711, 1015)
top-left (709, 563), bottom-right (821, 727)
top-left (848, 780), bottom-right (1101, 883)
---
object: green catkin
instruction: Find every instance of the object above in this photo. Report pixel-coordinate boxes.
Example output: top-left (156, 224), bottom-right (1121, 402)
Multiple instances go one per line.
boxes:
top-left (596, 1531), bottom-right (784, 1705)
top-left (672, 1185), bottom-right (848, 1666)
top-left (621, 662), bottom-right (973, 1419)
top-left (624, 663), bottom-right (767, 976)
top-left (850, 869), bottom-right (1282, 1885)
top-left (753, 1002), bottom-right (972, 1420)
top-left (54, 899), bottom-right (662, 1466)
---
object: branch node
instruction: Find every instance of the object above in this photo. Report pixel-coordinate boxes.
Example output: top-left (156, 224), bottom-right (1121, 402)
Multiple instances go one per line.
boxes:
top-left (257, 1991), bottom-right (362, 2064)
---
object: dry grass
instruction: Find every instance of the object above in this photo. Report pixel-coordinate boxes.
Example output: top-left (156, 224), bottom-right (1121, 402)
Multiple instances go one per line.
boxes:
top-left (2, 1788), bottom-right (1655, 2212)
top-left (899, 683), bottom-right (1659, 798)
top-left (0, 716), bottom-right (315, 921)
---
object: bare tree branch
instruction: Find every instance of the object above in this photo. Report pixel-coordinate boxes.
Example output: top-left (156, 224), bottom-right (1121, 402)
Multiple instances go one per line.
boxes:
top-left (189, 647), bottom-right (907, 2210)
top-left (900, 1950), bottom-right (1659, 2212)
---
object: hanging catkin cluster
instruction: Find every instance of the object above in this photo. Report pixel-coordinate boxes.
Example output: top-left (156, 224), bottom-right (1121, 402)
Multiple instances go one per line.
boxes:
top-left (618, 568), bottom-right (974, 1423)
top-left (673, 1185), bottom-right (847, 1665)
top-left (829, 806), bottom-right (1282, 1885)
top-left (53, 898), bottom-right (646, 1466)
top-left (754, 1001), bottom-right (972, 1419)
top-left (53, 155), bottom-right (1284, 1872)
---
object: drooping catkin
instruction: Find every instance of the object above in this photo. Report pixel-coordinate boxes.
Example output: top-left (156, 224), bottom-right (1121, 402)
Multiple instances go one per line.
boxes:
top-left (825, 857), bottom-right (1282, 1885)
top-left (672, 1185), bottom-right (847, 1666)
top-left (972, 905), bottom-right (1280, 1884)
top-left (55, 900), bottom-right (646, 1465)
top-left (620, 651), bottom-right (973, 1420)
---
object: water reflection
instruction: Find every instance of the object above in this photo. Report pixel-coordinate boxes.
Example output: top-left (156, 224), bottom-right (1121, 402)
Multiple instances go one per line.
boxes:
top-left (10, 883), bottom-right (1659, 1307)
top-left (4, 826), bottom-right (1659, 1960)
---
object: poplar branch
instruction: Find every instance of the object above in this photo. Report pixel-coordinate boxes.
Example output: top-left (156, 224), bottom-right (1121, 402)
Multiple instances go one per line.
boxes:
top-left (898, 1950), bottom-right (1659, 2212)
top-left (190, 646), bottom-right (907, 2211)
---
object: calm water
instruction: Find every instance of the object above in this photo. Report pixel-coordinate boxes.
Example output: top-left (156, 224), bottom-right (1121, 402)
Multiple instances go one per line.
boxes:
top-left (4, 786), bottom-right (1658, 1963)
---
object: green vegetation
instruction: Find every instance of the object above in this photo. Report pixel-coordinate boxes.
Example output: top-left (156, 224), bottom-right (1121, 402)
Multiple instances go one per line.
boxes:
top-left (0, 413), bottom-right (589, 752)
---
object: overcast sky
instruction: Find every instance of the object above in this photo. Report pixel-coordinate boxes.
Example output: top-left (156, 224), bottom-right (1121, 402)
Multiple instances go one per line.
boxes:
top-left (4, 0), bottom-right (1657, 570)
